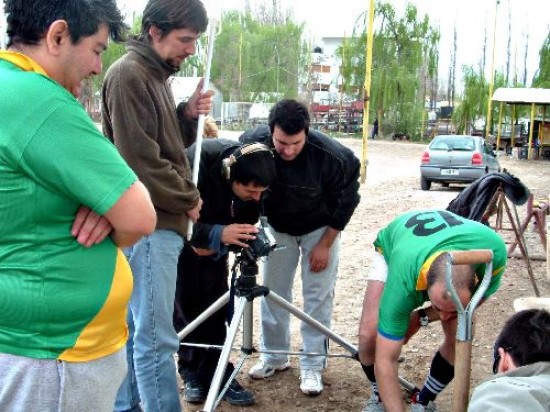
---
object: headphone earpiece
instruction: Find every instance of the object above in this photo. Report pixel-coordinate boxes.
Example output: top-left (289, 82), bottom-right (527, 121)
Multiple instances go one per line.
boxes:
top-left (221, 143), bottom-right (272, 180)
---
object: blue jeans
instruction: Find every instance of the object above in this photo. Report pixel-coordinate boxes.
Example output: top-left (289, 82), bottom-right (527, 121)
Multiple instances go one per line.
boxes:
top-left (115, 230), bottom-right (183, 412)
top-left (259, 226), bottom-right (340, 370)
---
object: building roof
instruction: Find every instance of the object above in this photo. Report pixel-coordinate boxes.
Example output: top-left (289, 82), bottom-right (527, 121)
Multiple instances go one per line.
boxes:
top-left (492, 87), bottom-right (550, 105)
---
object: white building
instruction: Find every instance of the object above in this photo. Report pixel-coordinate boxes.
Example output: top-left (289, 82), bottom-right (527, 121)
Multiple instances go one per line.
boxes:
top-left (307, 37), bottom-right (345, 106)
top-left (0, 9), bottom-right (7, 49)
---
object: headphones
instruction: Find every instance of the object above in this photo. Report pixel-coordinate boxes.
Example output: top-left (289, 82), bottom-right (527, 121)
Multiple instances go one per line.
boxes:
top-left (221, 143), bottom-right (272, 180)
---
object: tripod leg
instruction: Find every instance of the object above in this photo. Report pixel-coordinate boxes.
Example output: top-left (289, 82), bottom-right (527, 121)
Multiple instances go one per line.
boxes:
top-left (265, 290), bottom-right (357, 355)
top-left (201, 296), bottom-right (248, 412)
top-left (264, 290), bottom-right (417, 392)
top-left (177, 291), bottom-right (230, 341)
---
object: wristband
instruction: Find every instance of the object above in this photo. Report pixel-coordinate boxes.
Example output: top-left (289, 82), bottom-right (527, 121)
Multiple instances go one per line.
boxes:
top-left (418, 308), bottom-right (429, 327)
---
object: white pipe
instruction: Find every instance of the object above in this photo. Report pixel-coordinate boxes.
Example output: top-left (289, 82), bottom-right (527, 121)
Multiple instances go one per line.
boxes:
top-left (187, 16), bottom-right (220, 240)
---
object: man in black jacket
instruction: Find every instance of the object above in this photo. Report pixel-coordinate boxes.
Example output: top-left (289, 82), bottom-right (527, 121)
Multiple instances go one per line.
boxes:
top-left (241, 99), bottom-right (361, 396)
top-left (174, 139), bottom-right (276, 406)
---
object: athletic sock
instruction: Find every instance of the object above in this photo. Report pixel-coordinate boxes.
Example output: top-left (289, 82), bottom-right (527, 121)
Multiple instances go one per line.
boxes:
top-left (417, 351), bottom-right (454, 405)
top-left (361, 363), bottom-right (380, 399)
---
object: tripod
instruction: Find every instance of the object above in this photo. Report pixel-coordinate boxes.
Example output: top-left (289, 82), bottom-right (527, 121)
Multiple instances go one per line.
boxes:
top-left (177, 249), bottom-right (415, 412)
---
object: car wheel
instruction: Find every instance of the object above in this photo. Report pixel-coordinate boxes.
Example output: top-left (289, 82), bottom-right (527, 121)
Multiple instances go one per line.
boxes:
top-left (420, 176), bottom-right (431, 191)
top-left (441, 182), bottom-right (450, 188)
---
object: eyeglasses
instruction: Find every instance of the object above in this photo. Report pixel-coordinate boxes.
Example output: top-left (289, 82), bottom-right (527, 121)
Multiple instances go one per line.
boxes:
top-left (492, 345), bottom-right (516, 374)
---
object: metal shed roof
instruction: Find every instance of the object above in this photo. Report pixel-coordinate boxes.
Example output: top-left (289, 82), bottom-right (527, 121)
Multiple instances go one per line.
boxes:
top-left (492, 87), bottom-right (550, 105)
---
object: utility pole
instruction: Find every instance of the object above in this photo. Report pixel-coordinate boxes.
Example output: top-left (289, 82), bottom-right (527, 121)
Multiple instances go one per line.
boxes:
top-left (360, 0), bottom-right (375, 183)
top-left (485, 0), bottom-right (500, 139)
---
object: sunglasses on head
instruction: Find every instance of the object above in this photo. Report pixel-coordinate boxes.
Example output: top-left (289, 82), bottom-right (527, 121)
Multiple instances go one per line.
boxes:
top-left (492, 345), bottom-right (516, 374)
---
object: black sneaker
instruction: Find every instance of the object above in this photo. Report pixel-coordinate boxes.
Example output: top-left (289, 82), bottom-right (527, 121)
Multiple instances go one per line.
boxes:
top-left (222, 380), bottom-right (255, 406)
top-left (183, 379), bottom-right (207, 404)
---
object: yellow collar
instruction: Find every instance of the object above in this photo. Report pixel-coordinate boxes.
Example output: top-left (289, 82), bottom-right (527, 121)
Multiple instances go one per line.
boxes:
top-left (0, 51), bottom-right (49, 76)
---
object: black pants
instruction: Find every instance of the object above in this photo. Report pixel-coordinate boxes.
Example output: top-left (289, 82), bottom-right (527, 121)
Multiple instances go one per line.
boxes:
top-left (174, 244), bottom-right (234, 386)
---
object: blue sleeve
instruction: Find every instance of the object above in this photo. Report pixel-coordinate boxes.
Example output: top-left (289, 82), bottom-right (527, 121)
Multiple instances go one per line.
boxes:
top-left (207, 224), bottom-right (229, 261)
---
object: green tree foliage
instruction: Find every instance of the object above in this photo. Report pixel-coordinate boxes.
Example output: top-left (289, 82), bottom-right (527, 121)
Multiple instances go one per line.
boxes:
top-left (211, 9), bottom-right (306, 102)
top-left (92, 14), bottom-right (141, 92)
top-left (532, 31), bottom-right (550, 88)
top-left (452, 66), bottom-right (506, 134)
top-left (337, 2), bottom-right (439, 139)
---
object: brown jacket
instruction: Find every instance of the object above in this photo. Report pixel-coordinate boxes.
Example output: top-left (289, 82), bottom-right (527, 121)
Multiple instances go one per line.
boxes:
top-left (102, 39), bottom-right (200, 236)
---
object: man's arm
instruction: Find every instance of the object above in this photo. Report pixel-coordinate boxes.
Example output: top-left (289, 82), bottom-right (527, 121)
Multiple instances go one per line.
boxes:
top-left (104, 181), bottom-right (156, 247)
top-left (323, 141), bottom-right (361, 231)
top-left (375, 334), bottom-right (407, 412)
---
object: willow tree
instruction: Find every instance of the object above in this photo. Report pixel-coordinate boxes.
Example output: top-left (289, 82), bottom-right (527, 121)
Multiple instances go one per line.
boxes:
top-left (452, 66), bottom-right (506, 134)
top-left (532, 31), bottom-right (550, 88)
top-left (211, 9), bottom-right (306, 102)
top-left (337, 2), bottom-right (439, 140)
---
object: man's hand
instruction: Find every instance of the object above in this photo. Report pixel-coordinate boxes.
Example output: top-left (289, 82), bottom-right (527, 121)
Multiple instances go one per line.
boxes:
top-left (71, 206), bottom-right (113, 247)
top-left (184, 78), bottom-right (214, 119)
top-left (308, 227), bottom-right (340, 273)
top-left (308, 243), bottom-right (330, 273)
top-left (186, 198), bottom-right (203, 223)
top-left (221, 224), bottom-right (259, 248)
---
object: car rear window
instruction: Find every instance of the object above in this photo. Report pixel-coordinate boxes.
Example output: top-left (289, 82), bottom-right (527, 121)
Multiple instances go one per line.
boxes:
top-left (430, 137), bottom-right (475, 151)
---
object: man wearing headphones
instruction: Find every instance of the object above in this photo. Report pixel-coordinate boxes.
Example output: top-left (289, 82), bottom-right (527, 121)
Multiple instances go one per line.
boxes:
top-left (174, 139), bottom-right (276, 406)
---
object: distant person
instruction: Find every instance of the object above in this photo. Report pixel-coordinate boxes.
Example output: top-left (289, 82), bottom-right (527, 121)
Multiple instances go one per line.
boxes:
top-left (101, 0), bottom-right (213, 410)
top-left (240, 99), bottom-right (361, 396)
top-left (469, 309), bottom-right (550, 412)
top-left (174, 139), bottom-right (276, 406)
top-left (0, 1), bottom-right (156, 411)
top-left (358, 209), bottom-right (507, 412)
top-left (203, 115), bottom-right (219, 138)
top-left (371, 118), bottom-right (378, 139)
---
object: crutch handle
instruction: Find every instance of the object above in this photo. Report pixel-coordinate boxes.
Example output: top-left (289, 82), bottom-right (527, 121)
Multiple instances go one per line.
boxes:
top-left (449, 250), bottom-right (493, 265)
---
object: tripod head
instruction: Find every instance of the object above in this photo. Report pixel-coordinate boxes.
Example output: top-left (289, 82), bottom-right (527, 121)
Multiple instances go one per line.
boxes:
top-left (231, 248), bottom-right (263, 298)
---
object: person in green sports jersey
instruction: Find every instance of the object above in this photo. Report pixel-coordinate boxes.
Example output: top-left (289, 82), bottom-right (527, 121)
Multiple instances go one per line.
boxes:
top-left (357, 209), bottom-right (507, 412)
top-left (0, 1), bottom-right (156, 411)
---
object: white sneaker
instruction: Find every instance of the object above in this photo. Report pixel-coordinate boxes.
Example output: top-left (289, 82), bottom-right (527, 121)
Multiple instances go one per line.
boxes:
top-left (363, 393), bottom-right (385, 412)
top-left (299, 369), bottom-right (323, 396)
top-left (410, 401), bottom-right (437, 412)
top-left (248, 359), bottom-right (291, 379)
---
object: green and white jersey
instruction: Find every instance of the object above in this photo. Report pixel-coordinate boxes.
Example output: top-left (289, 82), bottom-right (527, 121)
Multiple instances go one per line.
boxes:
top-left (374, 209), bottom-right (507, 340)
top-left (0, 54), bottom-right (137, 361)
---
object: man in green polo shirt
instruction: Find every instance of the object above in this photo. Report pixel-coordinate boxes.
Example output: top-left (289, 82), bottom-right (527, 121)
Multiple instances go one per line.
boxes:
top-left (0, 1), bottom-right (156, 411)
top-left (358, 210), bottom-right (507, 412)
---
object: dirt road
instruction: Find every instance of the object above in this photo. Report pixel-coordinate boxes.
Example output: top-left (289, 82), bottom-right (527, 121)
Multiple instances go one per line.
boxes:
top-left (182, 138), bottom-right (550, 412)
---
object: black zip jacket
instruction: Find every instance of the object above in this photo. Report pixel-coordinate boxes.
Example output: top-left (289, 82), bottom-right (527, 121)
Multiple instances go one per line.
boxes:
top-left (239, 125), bottom-right (360, 236)
top-left (186, 139), bottom-right (260, 250)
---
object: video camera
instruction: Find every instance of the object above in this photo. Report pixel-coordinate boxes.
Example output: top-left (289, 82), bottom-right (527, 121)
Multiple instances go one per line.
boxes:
top-left (247, 216), bottom-right (277, 258)
top-left (236, 216), bottom-right (277, 262)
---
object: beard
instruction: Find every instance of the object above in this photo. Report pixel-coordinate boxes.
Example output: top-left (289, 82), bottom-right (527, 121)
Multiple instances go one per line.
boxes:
top-left (166, 56), bottom-right (186, 70)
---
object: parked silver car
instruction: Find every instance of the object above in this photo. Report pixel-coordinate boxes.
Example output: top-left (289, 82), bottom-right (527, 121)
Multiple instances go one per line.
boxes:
top-left (420, 135), bottom-right (500, 190)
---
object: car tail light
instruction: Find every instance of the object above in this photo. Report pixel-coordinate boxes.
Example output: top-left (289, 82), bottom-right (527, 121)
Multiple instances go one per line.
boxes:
top-left (421, 151), bottom-right (430, 164)
top-left (471, 152), bottom-right (483, 165)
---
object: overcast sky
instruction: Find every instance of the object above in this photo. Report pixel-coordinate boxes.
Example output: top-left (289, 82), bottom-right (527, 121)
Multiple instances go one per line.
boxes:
top-left (117, 0), bottom-right (549, 84)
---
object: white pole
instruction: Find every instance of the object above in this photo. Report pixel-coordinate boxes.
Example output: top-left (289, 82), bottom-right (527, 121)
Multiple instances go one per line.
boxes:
top-left (187, 14), bottom-right (220, 240)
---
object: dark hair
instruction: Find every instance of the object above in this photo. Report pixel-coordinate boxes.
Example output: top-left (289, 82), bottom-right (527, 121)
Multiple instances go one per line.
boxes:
top-left (139, 0), bottom-right (208, 42)
top-left (268, 99), bottom-right (310, 136)
top-left (230, 148), bottom-right (276, 188)
top-left (427, 252), bottom-right (475, 293)
top-left (4, 0), bottom-right (127, 48)
top-left (494, 309), bottom-right (550, 367)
